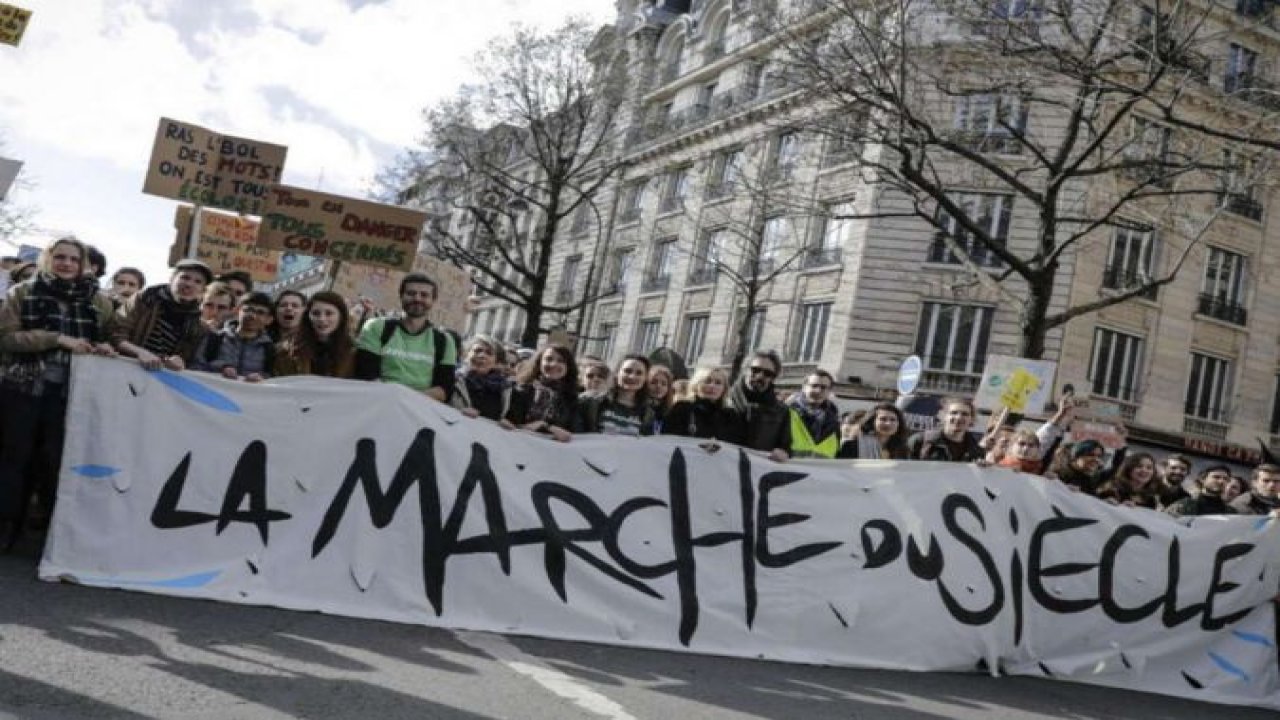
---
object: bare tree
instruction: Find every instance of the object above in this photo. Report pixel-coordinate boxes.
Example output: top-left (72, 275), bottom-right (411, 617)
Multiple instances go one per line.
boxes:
top-left (395, 19), bottom-right (628, 347)
top-left (0, 141), bottom-right (34, 244)
top-left (759, 0), bottom-right (1279, 359)
top-left (688, 144), bottom-right (823, 379)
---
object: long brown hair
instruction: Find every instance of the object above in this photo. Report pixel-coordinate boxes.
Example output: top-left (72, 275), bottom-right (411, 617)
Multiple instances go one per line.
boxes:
top-left (283, 291), bottom-right (355, 373)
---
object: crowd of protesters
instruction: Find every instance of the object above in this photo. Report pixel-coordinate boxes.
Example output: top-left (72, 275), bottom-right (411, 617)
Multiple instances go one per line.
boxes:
top-left (0, 235), bottom-right (1277, 552)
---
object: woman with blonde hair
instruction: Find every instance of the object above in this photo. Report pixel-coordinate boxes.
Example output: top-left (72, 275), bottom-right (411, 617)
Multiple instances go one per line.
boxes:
top-left (451, 334), bottom-right (512, 421)
top-left (0, 236), bottom-right (116, 548)
top-left (663, 367), bottom-right (745, 444)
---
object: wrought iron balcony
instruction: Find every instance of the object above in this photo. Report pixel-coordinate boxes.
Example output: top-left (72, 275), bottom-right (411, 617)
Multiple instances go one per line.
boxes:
top-left (1197, 293), bottom-right (1248, 326)
top-left (802, 247), bottom-right (843, 269)
top-left (927, 231), bottom-right (1004, 267)
top-left (1220, 192), bottom-right (1264, 221)
top-left (1184, 415), bottom-right (1229, 440)
top-left (641, 274), bottom-right (671, 293)
top-left (686, 266), bottom-right (718, 286)
top-left (1100, 264), bottom-right (1157, 300)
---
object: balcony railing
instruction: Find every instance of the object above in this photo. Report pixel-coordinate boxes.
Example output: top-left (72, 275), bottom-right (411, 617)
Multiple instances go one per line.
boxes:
top-left (918, 370), bottom-right (982, 396)
top-left (1224, 73), bottom-right (1280, 112)
top-left (642, 274), bottom-right (671, 293)
top-left (802, 247), bottom-right (843, 269)
top-left (705, 180), bottom-right (736, 201)
top-left (1100, 264), bottom-right (1158, 300)
top-left (687, 266), bottom-right (718, 286)
top-left (950, 130), bottom-right (1022, 155)
top-left (659, 195), bottom-right (685, 214)
top-left (1220, 191), bottom-right (1264, 221)
top-left (928, 231), bottom-right (1004, 267)
top-left (1184, 416), bottom-right (1229, 441)
top-left (1197, 293), bottom-right (1248, 326)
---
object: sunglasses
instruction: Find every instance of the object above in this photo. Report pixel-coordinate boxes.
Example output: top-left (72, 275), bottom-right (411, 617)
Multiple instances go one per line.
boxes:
top-left (749, 366), bottom-right (777, 379)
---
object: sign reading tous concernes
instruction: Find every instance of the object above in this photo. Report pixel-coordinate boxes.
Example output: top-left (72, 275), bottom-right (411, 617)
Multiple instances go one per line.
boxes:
top-left (45, 357), bottom-right (1280, 711)
top-left (256, 185), bottom-right (425, 272)
top-left (142, 118), bottom-right (287, 215)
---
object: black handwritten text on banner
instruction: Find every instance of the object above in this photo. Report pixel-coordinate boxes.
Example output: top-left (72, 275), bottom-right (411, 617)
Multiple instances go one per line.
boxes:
top-left (45, 358), bottom-right (1280, 711)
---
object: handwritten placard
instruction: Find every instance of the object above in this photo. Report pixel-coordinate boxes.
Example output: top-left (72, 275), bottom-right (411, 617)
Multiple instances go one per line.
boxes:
top-left (0, 3), bottom-right (32, 46)
top-left (974, 355), bottom-right (1057, 414)
top-left (330, 253), bottom-right (471, 331)
top-left (142, 117), bottom-right (287, 215)
top-left (196, 210), bottom-right (280, 282)
top-left (256, 185), bottom-right (426, 272)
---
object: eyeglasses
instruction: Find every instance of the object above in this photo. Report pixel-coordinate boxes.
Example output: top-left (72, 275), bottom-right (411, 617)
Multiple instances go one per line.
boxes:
top-left (242, 306), bottom-right (272, 316)
top-left (748, 366), bottom-right (777, 379)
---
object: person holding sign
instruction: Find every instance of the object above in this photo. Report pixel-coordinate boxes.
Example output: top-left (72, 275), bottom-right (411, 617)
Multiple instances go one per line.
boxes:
top-left (354, 273), bottom-right (458, 402)
top-left (113, 259), bottom-right (212, 371)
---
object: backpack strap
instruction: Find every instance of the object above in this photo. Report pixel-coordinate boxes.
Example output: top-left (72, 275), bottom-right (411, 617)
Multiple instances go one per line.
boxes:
top-left (379, 317), bottom-right (401, 347)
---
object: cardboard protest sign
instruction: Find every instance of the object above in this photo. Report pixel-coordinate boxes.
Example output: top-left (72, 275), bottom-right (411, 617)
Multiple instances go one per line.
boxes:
top-left (974, 355), bottom-right (1057, 414)
top-left (257, 185), bottom-right (425, 272)
top-left (142, 118), bottom-right (287, 216)
top-left (46, 356), bottom-right (1280, 712)
top-left (193, 210), bottom-right (279, 282)
top-left (0, 3), bottom-right (31, 46)
top-left (330, 253), bottom-right (471, 331)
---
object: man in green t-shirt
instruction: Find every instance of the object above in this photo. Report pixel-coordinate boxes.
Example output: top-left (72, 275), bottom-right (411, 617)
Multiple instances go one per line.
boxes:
top-left (355, 272), bottom-right (458, 402)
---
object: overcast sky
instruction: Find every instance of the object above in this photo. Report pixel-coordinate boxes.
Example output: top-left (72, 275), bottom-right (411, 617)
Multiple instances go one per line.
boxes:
top-left (0, 0), bottom-right (617, 285)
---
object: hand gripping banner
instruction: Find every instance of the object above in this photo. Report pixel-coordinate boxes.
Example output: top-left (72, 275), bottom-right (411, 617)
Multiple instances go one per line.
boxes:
top-left (42, 358), bottom-right (1280, 709)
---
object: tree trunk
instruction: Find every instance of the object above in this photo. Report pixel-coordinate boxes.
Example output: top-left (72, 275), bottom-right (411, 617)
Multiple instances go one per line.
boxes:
top-left (1017, 273), bottom-right (1054, 360)
top-left (521, 301), bottom-right (543, 349)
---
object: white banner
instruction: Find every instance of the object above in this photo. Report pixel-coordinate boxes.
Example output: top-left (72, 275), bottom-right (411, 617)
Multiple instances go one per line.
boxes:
top-left (43, 358), bottom-right (1280, 710)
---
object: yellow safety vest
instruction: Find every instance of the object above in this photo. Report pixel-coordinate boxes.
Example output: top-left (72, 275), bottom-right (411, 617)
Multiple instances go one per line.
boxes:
top-left (788, 408), bottom-right (840, 458)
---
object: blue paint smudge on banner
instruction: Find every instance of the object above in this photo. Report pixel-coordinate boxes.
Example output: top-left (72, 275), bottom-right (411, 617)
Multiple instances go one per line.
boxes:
top-left (152, 371), bottom-right (241, 414)
top-left (1207, 652), bottom-right (1250, 683)
top-left (80, 570), bottom-right (222, 590)
top-left (70, 465), bottom-right (120, 479)
top-left (1231, 630), bottom-right (1275, 648)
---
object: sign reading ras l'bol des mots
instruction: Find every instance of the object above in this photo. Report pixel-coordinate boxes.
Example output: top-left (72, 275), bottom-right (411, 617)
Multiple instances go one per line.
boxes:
top-left (256, 185), bottom-right (426, 272)
top-left (142, 117), bottom-right (288, 216)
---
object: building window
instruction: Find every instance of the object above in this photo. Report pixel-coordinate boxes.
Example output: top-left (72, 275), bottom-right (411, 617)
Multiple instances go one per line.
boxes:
top-left (1198, 246), bottom-right (1248, 326)
top-left (1271, 375), bottom-right (1280, 435)
top-left (953, 93), bottom-right (1026, 153)
top-left (792, 302), bottom-right (832, 362)
top-left (690, 228), bottom-right (725, 285)
top-left (636, 318), bottom-right (662, 353)
top-left (1219, 148), bottom-right (1263, 221)
top-left (1088, 328), bottom-right (1145, 403)
top-left (1225, 42), bottom-right (1259, 93)
top-left (758, 216), bottom-right (790, 269)
top-left (661, 166), bottom-right (691, 213)
top-left (770, 131), bottom-right (800, 181)
top-left (806, 201), bottom-right (852, 268)
top-left (645, 238), bottom-right (676, 291)
top-left (608, 247), bottom-right (634, 295)
top-left (914, 302), bottom-right (993, 390)
top-left (594, 322), bottom-right (617, 362)
top-left (707, 148), bottom-right (744, 199)
top-left (1185, 352), bottom-right (1233, 423)
top-left (619, 180), bottom-right (645, 222)
top-left (930, 193), bottom-right (1012, 267)
top-left (1101, 224), bottom-right (1157, 300)
top-left (726, 305), bottom-right (766, 356)
top-left (681, 314), bottom-right (709, 364)
top-left (556, 255), bottom-right (580, 303)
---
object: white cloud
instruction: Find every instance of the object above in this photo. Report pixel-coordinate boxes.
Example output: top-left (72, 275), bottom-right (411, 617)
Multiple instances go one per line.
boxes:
top-left (0, 0), bottom-right (618, 282)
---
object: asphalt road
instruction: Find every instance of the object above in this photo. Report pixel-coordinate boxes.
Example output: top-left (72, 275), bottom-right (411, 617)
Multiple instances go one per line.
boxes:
top-left (0, 536), bottom-right (1274, 720)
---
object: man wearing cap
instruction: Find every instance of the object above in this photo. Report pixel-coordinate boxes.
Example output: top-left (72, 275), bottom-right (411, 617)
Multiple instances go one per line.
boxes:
top-left (113, 259), bottom-right (212, 371)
